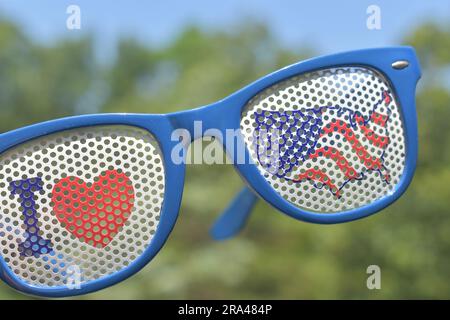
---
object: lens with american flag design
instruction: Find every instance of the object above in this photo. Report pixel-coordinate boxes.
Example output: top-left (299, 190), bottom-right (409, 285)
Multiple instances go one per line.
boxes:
top-left (240, 66), bottom-right (405, 213)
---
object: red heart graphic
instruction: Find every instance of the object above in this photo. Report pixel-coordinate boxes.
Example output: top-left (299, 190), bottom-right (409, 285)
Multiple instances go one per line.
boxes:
top-left (52, 169), bottom-right (135, 248)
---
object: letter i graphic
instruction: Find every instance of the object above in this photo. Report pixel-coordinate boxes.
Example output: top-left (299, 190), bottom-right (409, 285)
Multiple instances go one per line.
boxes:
top-left (9, 177), bottom-right (53, 257)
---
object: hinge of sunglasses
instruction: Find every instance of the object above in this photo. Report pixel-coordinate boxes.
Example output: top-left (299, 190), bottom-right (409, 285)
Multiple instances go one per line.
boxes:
top-left (209, 186), bottom-right (259, 240)
top-left (391, 60), bottom-right (409, 70)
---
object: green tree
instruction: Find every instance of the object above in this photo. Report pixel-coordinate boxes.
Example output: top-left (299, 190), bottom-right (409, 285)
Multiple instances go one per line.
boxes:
top-left (0, 20), bottom-right (95, 133)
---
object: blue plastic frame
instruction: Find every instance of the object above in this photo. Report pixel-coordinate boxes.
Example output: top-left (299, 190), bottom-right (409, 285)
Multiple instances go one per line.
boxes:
top-left (0, 46), bottom-right (420, 297)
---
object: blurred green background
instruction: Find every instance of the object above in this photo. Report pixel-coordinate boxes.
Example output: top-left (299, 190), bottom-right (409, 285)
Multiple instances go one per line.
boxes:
top-left (0, 1), bottom-right (450, 299)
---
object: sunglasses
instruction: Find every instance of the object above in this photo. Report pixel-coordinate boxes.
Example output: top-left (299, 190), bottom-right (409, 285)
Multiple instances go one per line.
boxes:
top-left (0, 46), bottom-right (421, 297)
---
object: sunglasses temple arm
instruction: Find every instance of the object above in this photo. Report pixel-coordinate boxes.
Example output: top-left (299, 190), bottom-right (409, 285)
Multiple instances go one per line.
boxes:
top-left (209, 186), bottom-right (259, 240)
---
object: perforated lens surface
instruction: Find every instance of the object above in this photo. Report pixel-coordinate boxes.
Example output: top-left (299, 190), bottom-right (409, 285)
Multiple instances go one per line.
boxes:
top-left (0, 125), bottom-right (165, 287)
top-left (241, 66), bottom-right (406, 213)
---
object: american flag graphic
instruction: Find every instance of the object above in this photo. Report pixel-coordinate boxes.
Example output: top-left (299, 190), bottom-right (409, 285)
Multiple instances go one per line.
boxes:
top-left (253, 90), bottom-right (393, 198)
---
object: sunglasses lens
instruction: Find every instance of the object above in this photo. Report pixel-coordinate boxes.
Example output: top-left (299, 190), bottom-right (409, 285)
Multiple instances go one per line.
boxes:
top-left (0, 125), bottom-right (165, 288)
top-left (241, 66), bottom-right (406, 213)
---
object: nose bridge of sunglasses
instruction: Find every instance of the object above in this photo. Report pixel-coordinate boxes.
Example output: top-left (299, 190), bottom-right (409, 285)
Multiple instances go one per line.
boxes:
top-left (167, 98), bottom-right (243, 143)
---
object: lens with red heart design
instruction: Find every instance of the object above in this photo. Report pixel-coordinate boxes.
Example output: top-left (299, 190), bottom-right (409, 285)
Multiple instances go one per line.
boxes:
top-left (0, 125), bottom-right (165, 288)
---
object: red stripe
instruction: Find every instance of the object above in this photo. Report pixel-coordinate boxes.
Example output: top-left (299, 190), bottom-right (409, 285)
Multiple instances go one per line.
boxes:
top-left (294, 168), bottom-right (340, 197)
top-left (370, 112), bottom-right (388, 127)
top-left (383, 90), bottom-right (392, 105)
top-left (355, 115), bottom-right (389, 148)
top-left (321, 120), bottom-right (389, 180)
top-left (309, 147), bottom-right (359, 179)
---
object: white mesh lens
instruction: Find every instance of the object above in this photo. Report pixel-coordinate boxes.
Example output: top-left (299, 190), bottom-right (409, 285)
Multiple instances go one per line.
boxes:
top-left (241, 66), bottom-right (405, 213)
top-left (0, 125), bottom-right (165, 287)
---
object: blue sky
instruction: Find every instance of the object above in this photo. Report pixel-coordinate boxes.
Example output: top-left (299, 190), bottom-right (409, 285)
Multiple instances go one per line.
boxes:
top-left (0, 0), bottom-right (448, 58)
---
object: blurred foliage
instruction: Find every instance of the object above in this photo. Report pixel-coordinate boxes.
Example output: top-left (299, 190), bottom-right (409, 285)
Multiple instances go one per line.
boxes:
top-left (0, 17), bottom-right (449, 299)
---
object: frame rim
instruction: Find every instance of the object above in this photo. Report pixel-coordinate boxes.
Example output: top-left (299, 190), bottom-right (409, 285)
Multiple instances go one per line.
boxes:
top-left (0, 114), bottom-right (185, 297)
top-left (222, 46), bottom-right (421, 224)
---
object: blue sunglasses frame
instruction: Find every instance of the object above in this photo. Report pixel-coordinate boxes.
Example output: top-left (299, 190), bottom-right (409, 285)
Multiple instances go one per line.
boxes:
top-left (0, 46), bottom-right (421, 297)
